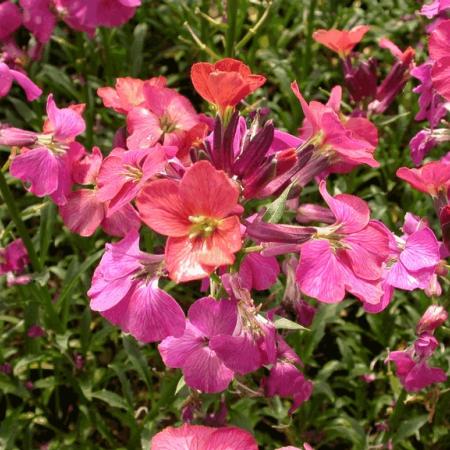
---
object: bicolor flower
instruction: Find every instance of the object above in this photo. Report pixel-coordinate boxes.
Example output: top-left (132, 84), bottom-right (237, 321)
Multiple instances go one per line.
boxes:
top-left (136, 160), bottom-right (243, 282)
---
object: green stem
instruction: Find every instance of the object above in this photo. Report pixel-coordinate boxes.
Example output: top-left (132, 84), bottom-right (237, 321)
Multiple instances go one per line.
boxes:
top-left (384, 389), bottom-right (407, 443)
top-left (0, 170), bottom-right (42, 272)
top-left (225, 0), bottom-right (239, 57)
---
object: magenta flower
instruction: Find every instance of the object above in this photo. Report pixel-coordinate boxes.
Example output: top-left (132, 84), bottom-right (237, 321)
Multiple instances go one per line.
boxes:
top-left (0, 1), bottom-right (22, 40)
top-left (239, 253), bottom-right (280, 291)
top-left (420, 0), bottom-right (450, 18)
top-left (96, 145), bottom-right (173, 216)
top-left (263, 337), bottom-right (313, 413)
top-left (20, 0), bottom-right (57, 43)
top-left (0, 239), bottom-right (28, 275)
top-left (296, 181), bottom-right (390, 304)
top-left (150, 424), bottom-right (258, 450)
top-left (387, 350), bottom-right (446, 392)
top-left (126, 84), bottom-right (200, 150)
top-left (27, 325), bottom-right (45, 338)
top-left (159, 297), bottom-right (237, 393)
top-left (384, 213), bottom-right (440, 291)
top-left (59, 146), bottom-right (141, 237)
top-left (88, 231), bottom-right (185, 343)
top-left (291, 81), bottom-right (379, 173)
top-left (4, 95), bottom-right (85, 205)
top-left (0, 62), bottom-right (42, 101)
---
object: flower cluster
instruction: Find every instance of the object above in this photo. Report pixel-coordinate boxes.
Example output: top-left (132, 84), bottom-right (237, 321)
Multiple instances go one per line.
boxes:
top-left (0, 0), bottom-right (141, 100)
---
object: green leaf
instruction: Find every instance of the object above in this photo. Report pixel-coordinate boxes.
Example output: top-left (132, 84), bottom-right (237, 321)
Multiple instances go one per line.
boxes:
top-left (130, 23), bottom-right (148, 77)
top-left (175, 376), bottom-right (186, 395)
top-left (263, 183), bottom-right (292, 224)
top-left (393, 415), bottom-right (429, 444)
top-left (273, 316), bottom-right (309, 331)
top-left (122, 335), bottom-right (153, 389)
top-left (91, 390), bottom-right (128, 411)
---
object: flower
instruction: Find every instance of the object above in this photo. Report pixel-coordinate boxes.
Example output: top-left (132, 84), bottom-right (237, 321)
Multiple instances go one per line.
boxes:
top-left (296, 181), bottom-right (390, 304)
top-left (159, 297), bottom-right (237, 393)
top-left (239, 253), bottom-right (280, 291)
top-left (88, 231), bottom-right (185, 343)
top-left (291, 82), bottom-right (379, 173)
top-left (312, 25), bottom-right (370, 58)
top-left (5, 94), bottom-right (85, 205)
top-left (0, 62), bottom-right (42, 101)
top-left (263, 337), bottom-right (313, 413)
top-left (59, 146), bottom-right (141, 237)
top-left (136, 160), bottom-right (243, 282)
top-left (96, 145), bottom-right (174, 216)
top-left (150, 424), bottom-right (258, 450)
top-left (396, 156), bottom-right (450, 197)
top-left (126, 84), bottom-right (201, 152)
top-left (20, 0), bottom-right (57, 43)
top-left (416, 305), bottom-right (448, 335)
top-left (0, 1), bottom-right (22, 40)
top-left (384, 213), bottom-right (440, 291)
top-left (0, 239), bottom-right (28, 275)
top-left (191, 58), bottom-right (266, 114)
top-left (429, 19), bottom-right (450, 102)
top-left (97, 76), bottom-right (167, 114)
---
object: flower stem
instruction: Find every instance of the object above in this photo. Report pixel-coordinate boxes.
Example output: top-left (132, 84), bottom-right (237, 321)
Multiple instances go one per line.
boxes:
top-left (225, 0), bottom-right (239, 57)
top-left (0, 170), bottom-right (42, 272)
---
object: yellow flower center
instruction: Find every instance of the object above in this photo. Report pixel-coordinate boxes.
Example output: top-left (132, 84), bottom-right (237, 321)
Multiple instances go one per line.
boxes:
top-left (188, 215), bottom-right (220, 239)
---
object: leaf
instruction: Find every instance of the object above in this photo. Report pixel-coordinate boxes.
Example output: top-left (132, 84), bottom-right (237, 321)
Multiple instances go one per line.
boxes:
top-left (175, 376), bottom-right (186, 395)
top-left (130, 23), bottom-right (148, 77)
top-left (393, 415), bottom-right (429, 444)
top-left (263, 183), bottom-right (292, 224)
top-left (273, 316), bottom-right (309, 331)
top-left (122, 335), bottom-right (153, 389)
top-left (91, 390), bottom-right (128, 411)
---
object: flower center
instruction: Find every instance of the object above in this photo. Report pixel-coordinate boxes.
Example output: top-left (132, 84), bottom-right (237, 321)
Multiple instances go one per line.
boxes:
top-left (188, 215), bottom-right (220, 239)
top-left (160, 114), bottom-right (177, 134)
top-left (123, 164), bottom-right (143, 181)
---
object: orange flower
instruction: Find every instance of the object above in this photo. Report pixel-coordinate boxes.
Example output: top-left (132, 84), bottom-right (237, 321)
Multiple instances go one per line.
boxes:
top-left (313, 25), bottom-right (370, 58)
top-left (190, 58), bottom-right (266, 114)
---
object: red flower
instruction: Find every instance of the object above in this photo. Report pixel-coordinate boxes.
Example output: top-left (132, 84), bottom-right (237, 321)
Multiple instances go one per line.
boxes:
top-left (313, 25), bottom-right (370, 58)
top-left (190, 58), bottom-right (266, 114)
top-left (136, 161), bottom-right (243, 282)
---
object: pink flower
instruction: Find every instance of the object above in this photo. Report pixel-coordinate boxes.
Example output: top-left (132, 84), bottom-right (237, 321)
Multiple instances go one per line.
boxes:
top-left (136, 160), bottom-right (242, 282)
top-left (96, 145), bottom-right (173, 216)
top-left (396, 156), bottom-right (450, 197)
top-left (384, 213), bottom-right (440, 291)
top-left (429, 19), bottom-right (450, 101)
top-left (420, 0), bottom-right (450, 18)
top-left (312, 25), bottom-right (370, 58)
top-left (56, 0), bottom-right (141, 30)
top-left (416, 305), bottom-right (448, 335)
top-left (0, 239), bottom-right (28, 275)
top-left (6, 94), bottom-right (85, 205)
top-left (296, 181), bottom-right (390, 304)
top-left (239, 253), bottom-right (280, 291)
top-left (150, 424), bottom-right (258, 450)
top-left (88, 231), bottom-right (185, 343)
top-left (97, 76), bottom-right (167, 114)
top-left (0, 1), bottom-right (22, 40)
top-left (59, 146), bottom-right (141, 237)
top-left (291, 82), bottom-right (379, 173)
top-left (159, 297), bottom-right (237, 393)
top-left (126, 84), bottom-right (200, 151)
top-left (263, 337), bottom-right (313, 413)
top-left (27, 325), bottom-right (45, 338)
top-left (0, 62), bottom-right (42, 101)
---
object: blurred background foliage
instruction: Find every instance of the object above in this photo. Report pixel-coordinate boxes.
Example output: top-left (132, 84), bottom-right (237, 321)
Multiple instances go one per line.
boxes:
top-left (1, 1), bottom-right (449, 449)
